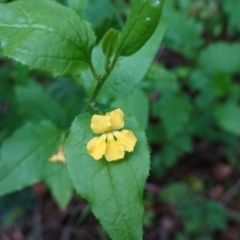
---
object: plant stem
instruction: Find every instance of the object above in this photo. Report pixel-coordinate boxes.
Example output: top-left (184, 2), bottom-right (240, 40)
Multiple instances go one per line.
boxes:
top-left (89, 61), bottom-right (101, 82)
top-left (83, 55), bottom-right (119, 112)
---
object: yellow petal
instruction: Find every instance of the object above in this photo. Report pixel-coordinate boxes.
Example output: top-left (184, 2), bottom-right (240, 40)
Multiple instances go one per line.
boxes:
top-left (87, 134), bottom-right (106, 160)
top-left (114, 130), bottom-right (137, 152)
top-left (49, 145), bottom-right (66, 163)
top-left (104, 133), bottom-right (125, 161)
top-left (91, 115), bottom-right (111, 134)
top-left (48, 154), bottom-right (65, 163)
top-left (106, 108), bottom-right (124, 130)
top-left (49, 154), bottom-right (59, 162)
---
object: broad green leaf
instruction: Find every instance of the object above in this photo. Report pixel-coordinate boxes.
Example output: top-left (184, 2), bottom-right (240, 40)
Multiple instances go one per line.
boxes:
top-left (101, 28), bottom-right (119, 59)
top-left (111, 88), bottom-right (149, 129)
top-left (80, 19), bottom-right (167, 103)
top-left (0, 0), bottom-right (96, 77)
top-left (215, 102), bottom-right (240, 136)
top-left (65, 113), bottom-right (150, 240)
top-left (16, 83), bottom-right (66, 127)
top-left (0, 121), bottom-right (61, 196)
top-left (198, 42), bottom-right (240, 74)
top-left (44, 162), bottom-right (73, 210)
top-left (115, 0), bottom-right (165, 56)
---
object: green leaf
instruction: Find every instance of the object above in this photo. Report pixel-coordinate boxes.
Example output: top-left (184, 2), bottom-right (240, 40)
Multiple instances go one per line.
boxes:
top-left (162, 0), bottom-right (203, 57)
top-left (115, 0), bottom-right (165, 56)
top-left (153, 94), bottom-right (192, 137)
top-left (145, 64), bottom-right (179, 93)
top-left (65, 113), bottom-right (150, 240)
top-left (215, 102), bottom-right (240, 136)
top-left (80, 19), bottom-right (167, 103)
top-left (101, 28), bottom-right (119, 59)
top-left (44, 162), bottom-right (73, 210)
top-left (16, 83), bottom-right (66, 127)
top-left (0, 121), bottom-right (61, 196)
top-left (151, 145), bottom-right (178, 178)
top-left (111, 88), bottom-right (149, 129)
top-left (66, 0), bottom-right (88, 15)
top-left (160, 182), bottom-right (189, 204)
top-left (0, 0), bottom-right (96, 77)
top-left (83, 0), bottom-right (112, 28)
top-left (188, 70), bottom-right (210, 91)
top-left (198, 42), bottom-right (240, 74)
top-left (174, 233), bottom-right (189, 240)
top-left (222, 0), bottom-right (240, 32)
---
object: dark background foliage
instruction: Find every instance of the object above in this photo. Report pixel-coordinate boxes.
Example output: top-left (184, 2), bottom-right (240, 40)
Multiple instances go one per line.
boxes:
top-left (1, 0), bottom-right (240, 239)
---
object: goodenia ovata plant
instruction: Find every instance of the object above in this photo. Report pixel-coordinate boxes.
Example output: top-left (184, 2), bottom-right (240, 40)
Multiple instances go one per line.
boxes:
top-left (0, 0), bottom-right (166, 239)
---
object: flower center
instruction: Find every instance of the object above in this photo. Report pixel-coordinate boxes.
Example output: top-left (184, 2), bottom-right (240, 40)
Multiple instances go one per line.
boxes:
top-left (105, 131), bottom-right (119, 142)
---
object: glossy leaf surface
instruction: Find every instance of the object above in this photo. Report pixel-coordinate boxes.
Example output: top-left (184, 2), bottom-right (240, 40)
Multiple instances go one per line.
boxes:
top-left (0, 0), bottom-right (96, 77)
top-left (116, 0), bottom-right (165, 56)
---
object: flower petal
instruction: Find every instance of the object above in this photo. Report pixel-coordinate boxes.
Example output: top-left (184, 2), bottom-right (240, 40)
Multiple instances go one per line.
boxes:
top-left (104, 133), bottom-right (125, 161)
top-left (90, 114), bottom-right (112, 133)
top-left (106, 108), bottom-right (124, 130)
top-left (49, 145), bottom-right (66, 163)
top-left (49, 154), bottom-right (65, 163)
top-left (114, 130), bottom-right (137, 152)
top-left (87, 134), bottom-right (107, 160)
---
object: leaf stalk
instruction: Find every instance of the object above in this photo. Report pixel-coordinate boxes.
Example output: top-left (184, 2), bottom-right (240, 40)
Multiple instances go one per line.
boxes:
top-left (82, 55), bottom-right (119, 112)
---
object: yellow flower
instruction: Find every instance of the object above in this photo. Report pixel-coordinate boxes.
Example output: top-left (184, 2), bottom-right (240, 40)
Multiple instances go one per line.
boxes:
top-left (49, 145), bottom-right (65, 163)
top-left (87, 108), bottom-right (137, 161)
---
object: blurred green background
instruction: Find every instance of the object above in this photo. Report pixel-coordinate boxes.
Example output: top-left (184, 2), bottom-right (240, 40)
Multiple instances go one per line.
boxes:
top-left (1, 0), bottom-right (240, 239)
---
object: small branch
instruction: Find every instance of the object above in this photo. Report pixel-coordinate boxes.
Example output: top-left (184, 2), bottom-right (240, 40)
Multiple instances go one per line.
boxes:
top-left (220, 178), bottom-right (240, 204)
top-left (89, 61), bottom-right (101, 82)
top-left (82, 55), bottom-right (120, 112)
top-left (219, 178), bottom-right (240, 222)
top-left (222, 206), bottom-right (240, 222)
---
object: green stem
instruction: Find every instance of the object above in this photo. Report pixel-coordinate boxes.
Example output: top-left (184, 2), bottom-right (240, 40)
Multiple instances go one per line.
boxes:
top-left (89, 81), bottom-right (102, 104)
top-left (82, 55), bottom-right (119, 112)
top-left (89, 61), bottom-right (101, 82)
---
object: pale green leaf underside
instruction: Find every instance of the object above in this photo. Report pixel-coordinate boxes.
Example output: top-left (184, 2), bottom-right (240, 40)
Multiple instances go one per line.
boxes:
top-left (65, 113), bottom-right (150, 240)
top-left (0, 0), bottom-right (96, 77)
top-left (0, 121), bottom-right (61, 196)
top-left (80, 19), bottom-right (167, 103)
top-left (116, 0), bottom-right (165, 56)
top-left (44, 163), bottom-right (73, 210)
